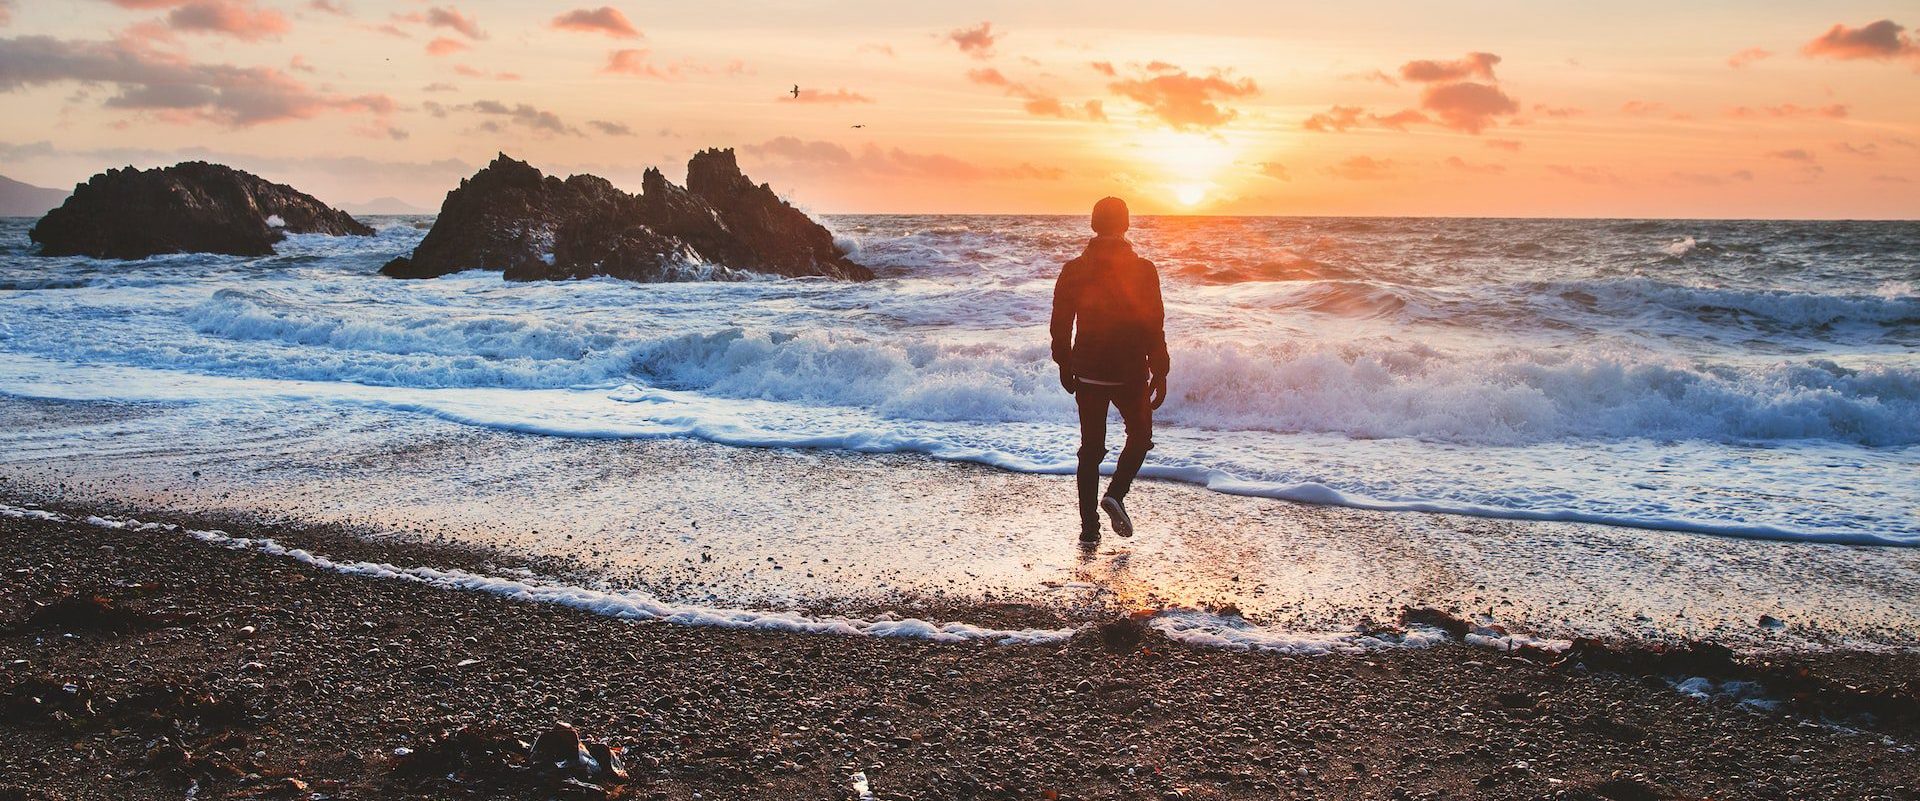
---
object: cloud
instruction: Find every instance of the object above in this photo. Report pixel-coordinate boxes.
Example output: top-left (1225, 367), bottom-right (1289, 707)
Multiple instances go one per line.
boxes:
top-left (1324, 156), bottom-right (1395, 180)
top-left (1765, 148), bottom-right (1815, 162)
top-left (0, 34), bottom-right (394, 127)
top-left (745, 136), bottom-right (1063, 182)
top-left (1532, 104), bottom-right (1583, 118)
top-left (1399, 52), bottom-right (1500, 82)
top-left (425, 36), bottom-right (466, 56)
top-left (422, 81), bottom-right (457, 92)
top-left (1547, 165), bottom-right (1624, 186)
top-left (394, 5), bottom-right (482, 40)
top-left (587, 119), bottom-right (632, 136)
top-left (1089, 61), bottom-right (1115, 77)
top-left (602, 48), bottom-right (659, 77)
top-left (856, 43), bottom-right (894, 58)
top-left (166, 0), bottom-right (291, 42)
top-left (1832, 141), bottom-right (1878, 158)
top-left (1302, 105), bottom-right (1366, 132)
top-left (948, 21), bottom-right (996, 59)
top-left (0, 0), bottom-right (13, 27)
top-left (551, 7), bottom-right (639, 39)
top-left (1619, 100), bottom-right (1673, 117)
top-left (1485, 138), bottom-right (1522, 151)
top-left (1300, 106), bottom-right (1434, 133)
top-left (453, 63), bottom-right (516, 80)
top-left (966, 67), bottom-right (1105, 121)
top-left (307, 0), bottom-right (348, 16)
top-left (1108, 64), bottom-right (1257, 130)
top-left (1669, 169), bottom-right (1754, 186)
top-left (746, 136), bottom-right (853, 165)
top-left (1309, 51), bottom-right (1514, 135)
top-left (460, 99), bottom-right (576, 135)
top-left (1444, 156), bottom-right (1505, 174)
top-left (1726, 103), bottom-right (1848, 119)
top-left (289, 54), bottom-right (315, 73)
top-left (1343, 69), bottom-right (1399, 87)
top-left (1257, 161), bottom-right (1289, 181)
top-left (1418, 82), bottom-right (1517, 133)
top-left (1727, 47), bottom-right (1772, 68)
top-left (1801, 19), bottom-right (1917, 62)
top-left (779, 87), bottom-right (872, 104)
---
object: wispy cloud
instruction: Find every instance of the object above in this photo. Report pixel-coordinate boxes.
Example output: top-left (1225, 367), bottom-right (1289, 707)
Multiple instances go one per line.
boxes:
top-left (745, 136), bottom-right (1064, 182)
top-left (1399, 52), bottom-right (1499, 82)
top-left (948, 21), bottom-right (996, 59)
top-left (778, 87), bottom-right (873, 105)
top-left (966, 67), bottom-right (1104, 122)
top-left (1107, 63), bottom-right (1257, 130)
top-left (551, 7), bottom-right (639, 39)
top-left (1802, 19), bottom-right (1918, 62)
top-left (0, 35), bottom-right (392, 127)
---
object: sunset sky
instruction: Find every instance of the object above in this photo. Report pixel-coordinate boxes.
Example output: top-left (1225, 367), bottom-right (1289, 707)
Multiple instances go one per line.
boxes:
top-left (1, 1), bottom-right (1916, 218)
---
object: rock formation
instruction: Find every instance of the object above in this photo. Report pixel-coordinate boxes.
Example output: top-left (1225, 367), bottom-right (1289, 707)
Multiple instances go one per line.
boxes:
top-left (380, 149), bottom-right (871, 282)
top-left (28, 162), bottom-right (373, 259)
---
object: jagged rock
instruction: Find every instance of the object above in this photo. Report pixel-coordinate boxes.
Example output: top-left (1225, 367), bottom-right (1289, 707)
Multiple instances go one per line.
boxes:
top-left (29, 162), bottom-right (372, 259)
top-left (381, 150), bottom-right (870, 282)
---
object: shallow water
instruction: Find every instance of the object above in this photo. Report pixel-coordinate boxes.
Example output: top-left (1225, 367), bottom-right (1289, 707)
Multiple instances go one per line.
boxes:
top-left (1, 215), bottom-right (1915, 543)
top-left (4, 396), bottom-right (1917, 651)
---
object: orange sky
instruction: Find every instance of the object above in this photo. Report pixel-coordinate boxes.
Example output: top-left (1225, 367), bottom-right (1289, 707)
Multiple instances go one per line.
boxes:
top-left (1, 1), bottom-right (1916, 218)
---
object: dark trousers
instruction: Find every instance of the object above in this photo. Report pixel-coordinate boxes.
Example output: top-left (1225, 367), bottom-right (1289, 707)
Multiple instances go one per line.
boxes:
top-left (1075, 381), bottom-right (1153, 526)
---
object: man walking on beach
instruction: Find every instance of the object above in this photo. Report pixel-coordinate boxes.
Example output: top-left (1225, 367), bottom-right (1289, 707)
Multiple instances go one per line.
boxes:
top-left (1051, 196), bottom-right (1169, 544)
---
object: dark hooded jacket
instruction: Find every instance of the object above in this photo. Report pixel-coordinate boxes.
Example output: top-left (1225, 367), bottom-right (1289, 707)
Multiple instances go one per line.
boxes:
top-left (1050, 235), bottom-right (1169, 386)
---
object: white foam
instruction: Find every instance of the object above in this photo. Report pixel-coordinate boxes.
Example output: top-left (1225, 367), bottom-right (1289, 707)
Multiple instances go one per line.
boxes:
top-left (1149, 609), bottom-right (1569, 655)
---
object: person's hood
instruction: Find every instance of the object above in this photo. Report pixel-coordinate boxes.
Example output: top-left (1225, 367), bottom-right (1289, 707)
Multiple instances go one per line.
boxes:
top-left (1081, 234), bottom-right (1134, 258)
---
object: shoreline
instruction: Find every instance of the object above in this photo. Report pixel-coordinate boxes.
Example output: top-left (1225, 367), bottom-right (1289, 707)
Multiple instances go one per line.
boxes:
top-left (5, 499), bottom-right (1919, 800)
top-left (5, 395), bottom-right (1916, 654)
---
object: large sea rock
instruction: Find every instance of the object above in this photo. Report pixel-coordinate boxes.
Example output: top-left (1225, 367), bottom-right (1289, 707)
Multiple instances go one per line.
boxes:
top-left (29, 162), bottom-right (373, 259)
top-left (380, 149), bottom-right (871, 282)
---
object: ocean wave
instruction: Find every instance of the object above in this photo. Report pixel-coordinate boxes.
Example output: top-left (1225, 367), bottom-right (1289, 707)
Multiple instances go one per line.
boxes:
top-left (70, 287), bottom-right (1920, 447)
top-left (1551, 278), bottom-right (1920, 331)
top-left (628, 328), bottom-right (1920, 447)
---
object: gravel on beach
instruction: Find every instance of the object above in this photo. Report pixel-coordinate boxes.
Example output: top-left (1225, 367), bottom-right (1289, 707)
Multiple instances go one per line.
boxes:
top-left (3, 508), bottom-right (1917, 801)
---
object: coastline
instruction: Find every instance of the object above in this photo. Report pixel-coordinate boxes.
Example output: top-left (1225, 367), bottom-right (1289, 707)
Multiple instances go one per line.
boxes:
top-left (5, 502), bottom-right (1917, 800)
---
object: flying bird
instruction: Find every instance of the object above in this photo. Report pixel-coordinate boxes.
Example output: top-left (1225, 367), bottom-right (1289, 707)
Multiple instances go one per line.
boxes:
top-left (850, 124), bottom-right (865, 128)
top-left (790, 85), bottom-right (800, 99)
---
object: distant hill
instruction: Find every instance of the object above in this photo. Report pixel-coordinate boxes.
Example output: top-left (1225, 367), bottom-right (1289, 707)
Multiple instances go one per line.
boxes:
top-left (0, 174), bottom-right (70, 217)
top-left (344, 196), bottom-right (432, 215)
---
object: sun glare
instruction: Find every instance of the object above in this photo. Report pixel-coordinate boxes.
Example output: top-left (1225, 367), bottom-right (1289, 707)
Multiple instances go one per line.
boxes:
top-left (1131, 130), bottom-right (1239, 211)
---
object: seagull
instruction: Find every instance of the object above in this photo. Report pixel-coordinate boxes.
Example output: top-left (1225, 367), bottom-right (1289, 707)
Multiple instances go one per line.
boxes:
top-left (790, 85), bottom-right (800, 99)
top-left (850, 124), bottom-right (865, 128)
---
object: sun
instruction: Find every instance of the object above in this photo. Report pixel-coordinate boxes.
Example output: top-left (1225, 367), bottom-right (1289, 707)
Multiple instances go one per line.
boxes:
top-left (1124, 129), bottom-right (1241, 211)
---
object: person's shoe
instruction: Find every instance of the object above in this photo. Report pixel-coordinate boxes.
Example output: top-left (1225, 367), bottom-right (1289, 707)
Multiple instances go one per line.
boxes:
top-left (1100, 495), bottom-right (1133, 538)
top-left (1079, 522), bottom-right (1102, 544)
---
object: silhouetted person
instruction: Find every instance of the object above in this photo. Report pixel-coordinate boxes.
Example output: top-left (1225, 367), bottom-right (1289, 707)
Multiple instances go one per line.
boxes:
top-left (1051, 197), bottom-right (1169, 544)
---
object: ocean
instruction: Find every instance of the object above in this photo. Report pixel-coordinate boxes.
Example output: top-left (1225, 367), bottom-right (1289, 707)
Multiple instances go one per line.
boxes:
top-left (0, 214), bottom-right (1915, 546)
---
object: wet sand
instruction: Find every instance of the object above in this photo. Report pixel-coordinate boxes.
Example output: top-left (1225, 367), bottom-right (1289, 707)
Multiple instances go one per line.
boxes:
top-left (2, 395), bottom-right (1917, 649)
top-left (5, 507), bottom-right (1917, 801)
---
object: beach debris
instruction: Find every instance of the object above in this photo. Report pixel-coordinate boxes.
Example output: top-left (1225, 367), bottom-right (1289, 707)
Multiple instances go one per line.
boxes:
top-left (1084, 610), bottom-right (1156, 654)
top-left (1398, 607), bottom-right (1470, 639)
top-left (391, 722), bottom-right (634, 795)
top-left (1573, 772), bottom-right (1673, 801)
top-left (3, 592), bottom-right (158, 635)
top-left (850, 770), bottom-right (877, 801)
